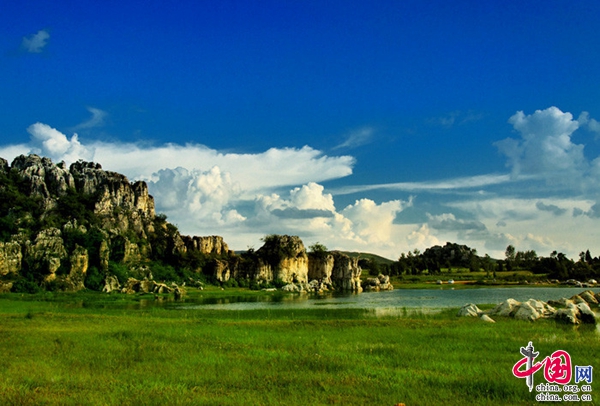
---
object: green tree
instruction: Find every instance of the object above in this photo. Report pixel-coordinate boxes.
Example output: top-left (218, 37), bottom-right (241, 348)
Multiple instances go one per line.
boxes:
top-left (505, 245), bottom-right (516, 262)
top-left (309, 242), bottom-right (327, 252)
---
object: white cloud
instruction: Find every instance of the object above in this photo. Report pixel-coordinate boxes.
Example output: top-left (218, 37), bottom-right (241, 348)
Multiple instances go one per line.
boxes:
top-left (407, 224), bottom-right (440, 251)
top-left (289, 183), bottom-right (335, 211)
top-left (27, 122), bottom-right (93, 163)
top-left (22, 30), bottom-right (50, 53)
top-left (495, 107), bottom-right (589, 182)
top-left (148, 166), bottom-right (245, 228)
top-left (251, 186), bottom-right (410, 256)
top-left (1, 124), bottom-right (354, 194)
top-left (331, 173), bottom-right (514, 195)
top-left (93, 143), bottom-right (354, 194)
top-left (341, 199), bottom-right (405, 245)
top-left (578, 111), bottom-right (600, 138)
top-left (444, 197), bottom-right (598, 258)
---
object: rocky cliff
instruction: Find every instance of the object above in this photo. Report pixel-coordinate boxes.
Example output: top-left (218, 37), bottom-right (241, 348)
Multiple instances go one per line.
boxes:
top-left (0, 155), bottom-right (370, 293)
top-left (226, 235), bottom-right (364, 292)
top-left (0, 155), bottom-right (234, 292)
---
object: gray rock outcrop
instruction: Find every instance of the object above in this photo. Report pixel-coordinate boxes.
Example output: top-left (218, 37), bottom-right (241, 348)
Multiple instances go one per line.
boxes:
top-left (457, 303), bottom-right (483, 317)
top-left (363, 274), bottom-right (394, 292)
top-left (477, 291), bottom-right (599, 325)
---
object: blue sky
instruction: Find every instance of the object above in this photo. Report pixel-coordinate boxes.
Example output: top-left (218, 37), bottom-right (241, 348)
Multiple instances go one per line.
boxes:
top-left (2, 1), bottom-right (600, 259)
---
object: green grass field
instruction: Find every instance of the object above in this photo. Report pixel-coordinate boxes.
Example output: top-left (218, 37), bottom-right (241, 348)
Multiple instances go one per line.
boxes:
top-left (0, 291), bottom-right (597, 405)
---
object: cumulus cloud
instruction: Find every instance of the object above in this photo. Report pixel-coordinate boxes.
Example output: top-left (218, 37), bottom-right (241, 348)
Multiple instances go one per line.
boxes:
top-left (444, 197), bottom-right (598, 258)
top-left (27, 122), bottom-right (93, 163)
top-left (255, 183), bottom-right (331, 218)
top-left (148, 166), bottom-right (245, 227)
top-left (495, 107), bottom-right (589, 183)
top-left (252, 186), bottom-right (410, 254)
top-left (578, 111), bottom-right (600, 138)
top-left (21, 30), bottom-right (50, 53)
top-left (407, 224), bottom-right (440, 250)
top-left (341, 199), bottom-right (405, 244)
top-left (258, 182), bottom-right (336, 220)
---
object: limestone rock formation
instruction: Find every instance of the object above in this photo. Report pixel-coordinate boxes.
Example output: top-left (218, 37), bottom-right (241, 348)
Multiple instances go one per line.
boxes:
top-left (182, 235), bottom-right (230, 256)
top-left (307, 252), bottom-right (334, 284)
top-left (102, 275), bottom-right (121, 293)
top-left (479, 314), bottom-right (496, 323)
top-left (0, 154), bottom-right (211, 292)
top-left (0, 155), bottom-right (387, 295)
top-left (67, 244), bottom-right (89, 291)
top-left (11, 155), bottom-right (75, 202)
top-left (255, 235), bottom-right (309, 284)
top-left (363, 274), bottom-right (394, 291)
top-left (213, 259), bottom-right (231, 282)
top-left (330, 251), bottom-right (362, 292)
top-left (0, 241), bottom-right (22, 276)
top-left (26, 228), bottom-right (68, 276)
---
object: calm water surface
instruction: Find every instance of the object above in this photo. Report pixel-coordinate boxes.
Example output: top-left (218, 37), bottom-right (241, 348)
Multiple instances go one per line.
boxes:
top-left (180, 286), bottom-right (600, 311)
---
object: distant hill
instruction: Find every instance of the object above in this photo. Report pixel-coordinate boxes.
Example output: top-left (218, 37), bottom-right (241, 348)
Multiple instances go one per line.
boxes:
top-left (339, 251), bottom-right (395, 265)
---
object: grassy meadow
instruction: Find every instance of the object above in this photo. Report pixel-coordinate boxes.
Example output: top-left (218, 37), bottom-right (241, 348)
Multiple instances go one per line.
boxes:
top-left (0, 290), bottom-right (598, 405)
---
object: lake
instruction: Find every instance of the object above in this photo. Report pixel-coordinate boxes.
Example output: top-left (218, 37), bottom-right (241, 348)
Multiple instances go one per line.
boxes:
top-left (179, 286), bottom-right (600, 312)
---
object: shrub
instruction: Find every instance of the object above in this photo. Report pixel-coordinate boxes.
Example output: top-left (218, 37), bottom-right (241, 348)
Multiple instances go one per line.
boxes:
top-left (223, 278), bottom-right (238, 288)
top-left (150, 262), bottom-right (179, 282)
top-left (11, 277), bottom-right (41, 294)
top-left (108, 262), bottom-right (130, 284)
top-left (85, 266), bottom-right (105, 291)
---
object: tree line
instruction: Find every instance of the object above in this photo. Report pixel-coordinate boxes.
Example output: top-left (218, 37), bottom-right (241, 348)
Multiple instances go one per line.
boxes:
top-left (360, 242), bottom-right (600, 281)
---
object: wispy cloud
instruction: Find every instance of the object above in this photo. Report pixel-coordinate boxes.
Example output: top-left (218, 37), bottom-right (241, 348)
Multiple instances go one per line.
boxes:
top-left (332, 127), bottom-right (374, 150)
top-left (429, 110), bottom-right (484, 128)
top-left (72, 107), bottom-right (108, 131)
top-left (330, 173), bottom-right (515, 195)
top-left (21, 29), bottom-right (50, 53)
